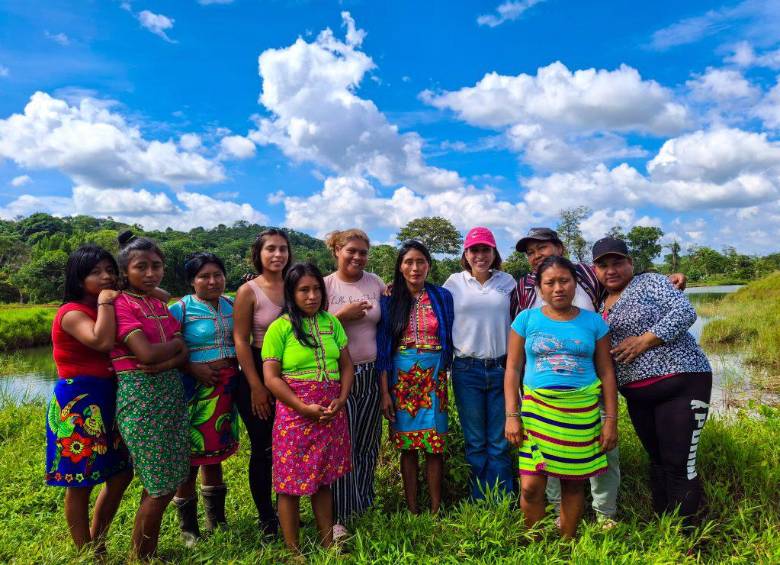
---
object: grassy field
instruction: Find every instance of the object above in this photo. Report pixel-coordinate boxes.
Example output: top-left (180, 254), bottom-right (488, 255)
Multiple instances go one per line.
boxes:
top-left (0, 394), bottom-right (778, 565)
top-left (0, 305), bottom-right (57, 352)
top-left (700, 272), bottom-right (780, 390)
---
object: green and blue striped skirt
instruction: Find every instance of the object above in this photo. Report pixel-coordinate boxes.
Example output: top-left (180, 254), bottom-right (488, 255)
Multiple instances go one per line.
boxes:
top-left (518, 381), bottom-right (607, 480)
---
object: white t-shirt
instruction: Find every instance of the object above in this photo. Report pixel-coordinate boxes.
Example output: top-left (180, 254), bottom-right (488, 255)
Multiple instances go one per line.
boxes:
top-left (531, 282), bottom-right (596, 312)
top-left (443, 270), bottom-right (516, 359)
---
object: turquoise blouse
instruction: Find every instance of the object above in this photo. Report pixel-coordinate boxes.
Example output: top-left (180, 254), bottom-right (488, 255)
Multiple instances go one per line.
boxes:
top-left (169, 295), bottom-right (236, 363)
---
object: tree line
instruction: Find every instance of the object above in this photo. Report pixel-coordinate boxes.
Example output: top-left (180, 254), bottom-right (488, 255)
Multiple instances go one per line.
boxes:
top-left (1, 212), bottom-right (778, 303)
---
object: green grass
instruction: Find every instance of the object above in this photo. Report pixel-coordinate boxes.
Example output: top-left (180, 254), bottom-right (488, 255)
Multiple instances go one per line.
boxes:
top-left (0, 394), bottom-right (778, 564)
top-left (700, 272), bottom-right (780, 388)
top-left (0, 305), bottom-right (57, 351)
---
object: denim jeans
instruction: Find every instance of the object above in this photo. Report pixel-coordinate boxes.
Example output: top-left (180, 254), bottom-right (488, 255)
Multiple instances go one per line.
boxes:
top-left (452, 356), bottom-right (514, 499)
top-left (545, 404), bottom-right (621, 518)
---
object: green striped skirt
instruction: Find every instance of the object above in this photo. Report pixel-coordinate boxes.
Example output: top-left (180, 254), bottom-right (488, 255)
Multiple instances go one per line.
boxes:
top-left (518, 381), bottom-right (607, 480)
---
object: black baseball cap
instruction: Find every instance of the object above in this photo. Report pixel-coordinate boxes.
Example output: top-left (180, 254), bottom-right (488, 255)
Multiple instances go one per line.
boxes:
top-left (515, 227), bottom-right (563, 252)
top-left (592, 237), bottom-right (630, 262)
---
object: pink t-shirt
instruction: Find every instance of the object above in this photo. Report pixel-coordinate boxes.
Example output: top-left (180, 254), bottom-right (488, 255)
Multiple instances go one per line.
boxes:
top-left (325, 271), bottom-right (385, 364)
top-left (110, 291), bottom-right (181, 373)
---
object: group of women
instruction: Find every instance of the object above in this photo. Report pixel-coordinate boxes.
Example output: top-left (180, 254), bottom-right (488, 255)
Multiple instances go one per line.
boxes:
top-left (45, 224), bottom-right (712, 560)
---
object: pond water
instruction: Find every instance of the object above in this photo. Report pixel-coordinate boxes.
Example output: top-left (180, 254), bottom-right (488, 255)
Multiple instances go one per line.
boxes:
top-left (1, 286), bottom-right (776, 414)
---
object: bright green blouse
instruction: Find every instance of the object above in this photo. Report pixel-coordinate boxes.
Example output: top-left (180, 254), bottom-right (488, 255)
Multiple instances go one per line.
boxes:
top-left (261, 311), bottom-right (348, 381)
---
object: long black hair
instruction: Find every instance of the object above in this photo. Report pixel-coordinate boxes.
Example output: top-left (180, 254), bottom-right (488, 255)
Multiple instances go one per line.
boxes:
top-left (282, 262), bottom-right (328, 348)
top-left (535, 255), bottom-right (578, 284)
top-left (117, 230), bottom-right (165, 290)
top-left (388, 240), bottom-right (432, 352)
top-left (63, 245), bottom-right (119, 303)
top-left (252, 228), bottom-right (292, 276)
top-left (184, 252), bottom-right (225, 284)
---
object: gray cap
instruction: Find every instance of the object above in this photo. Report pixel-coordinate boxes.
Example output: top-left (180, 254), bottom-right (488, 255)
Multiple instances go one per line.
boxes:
top-left (515, 227), bottom-right (563, 252)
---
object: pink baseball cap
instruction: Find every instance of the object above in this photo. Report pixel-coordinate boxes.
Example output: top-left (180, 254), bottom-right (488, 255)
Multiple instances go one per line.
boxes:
top-left (464, 226), bottom-right (497, 249)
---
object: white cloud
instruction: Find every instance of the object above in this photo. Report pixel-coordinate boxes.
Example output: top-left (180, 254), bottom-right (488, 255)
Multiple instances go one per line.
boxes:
top-left (219, 135), bottom-right (256, 160)
top-left (274, 175), bottom-right (533, 240)
top-left (179, 133), bottom-right (203, 151)
top-left (0, 186), bottom-right (267, 231)
top-left (138, 10), bottom-right (176, 43)
top-left (0, 91), bottom-right (225, 189)
top-left (647, 128), bottom-right (780, 184)
top-left (477, 0), bottom-right (545, 28)
top-left (0, 65), bottom-right (9, 77)
top-left (250, 12), bottom-right (463, 193)
top-left (649, 1), bottom-right (780, 51)
top-left (726, 41), bottom-right (780, 69)
top-left (754, 78), bottom-right (780, 129)
top-left (0, 194), bottom-right (73, 219)
top-left (10, 175), bottom-right (31, 187)
top-left (423, 62), bottom-right (688, 135)
top-left (686, 67), bottom-right (759, 102)
top-left (72, 185), bottom-right (176, 215)
top-left (578, 208), bottom-right (661, 242)
top-left (423, 61), bottom-right (686, 171)
top-left (44, 31), bottom-right (70, 46)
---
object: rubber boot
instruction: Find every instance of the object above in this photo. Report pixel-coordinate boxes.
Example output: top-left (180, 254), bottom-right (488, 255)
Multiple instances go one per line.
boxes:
top-left (201, 484), bottom-right (228, 532)
top-left (173, 495), bottom-right (201, 547)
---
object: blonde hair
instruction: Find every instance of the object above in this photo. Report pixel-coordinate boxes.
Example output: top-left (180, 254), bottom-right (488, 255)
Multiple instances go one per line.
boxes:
top-left (324, 229), bottom-right (370, 256)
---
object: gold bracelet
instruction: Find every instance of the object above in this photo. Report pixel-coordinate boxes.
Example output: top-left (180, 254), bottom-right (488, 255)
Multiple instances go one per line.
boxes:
top-left (97, 302), bottom-right (113, 307)
top-left (505, 411), bottom-right (521, 418)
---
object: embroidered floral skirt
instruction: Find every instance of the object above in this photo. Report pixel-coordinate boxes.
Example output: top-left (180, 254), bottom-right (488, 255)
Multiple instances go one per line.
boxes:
top-left (116, 369), bottom-right (189, 497)
top-left (273, 379), bottom-right (351, 496)
top-left (45, 376), bottom-right (131, 487)
top-left (182, 365), bottom-right (240, 466)
top-left (389, 348), bottom-right (448, 454)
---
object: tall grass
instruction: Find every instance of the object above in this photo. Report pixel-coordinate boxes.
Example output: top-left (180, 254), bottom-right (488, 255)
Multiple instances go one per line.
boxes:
top-left (0, 305), bottom-right (57, 351)
top-left (0, 393), bottom-right (777, 564)
top-left (700, 272), bottom-right (780, 388)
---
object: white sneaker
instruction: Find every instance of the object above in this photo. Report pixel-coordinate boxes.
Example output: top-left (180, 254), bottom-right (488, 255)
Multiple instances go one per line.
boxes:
top-left (333, 523), bottom-right (349, 542)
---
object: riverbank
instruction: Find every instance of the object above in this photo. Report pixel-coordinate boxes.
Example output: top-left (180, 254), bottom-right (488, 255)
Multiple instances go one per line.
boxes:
top-left (700, 272), bottom-right (780, 392)
top-left (0, 396), bottom-right (777, 564)
top-left (0, 305), bottom-right (56, 351)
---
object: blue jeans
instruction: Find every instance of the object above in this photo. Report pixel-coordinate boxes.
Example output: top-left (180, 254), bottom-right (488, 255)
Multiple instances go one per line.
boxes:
top-left (452, 356), bottom-right (514, 499)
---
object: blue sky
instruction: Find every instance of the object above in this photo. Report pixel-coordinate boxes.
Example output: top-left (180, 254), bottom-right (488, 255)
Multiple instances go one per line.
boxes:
top-left (2, 0), bottom-right (780, 257)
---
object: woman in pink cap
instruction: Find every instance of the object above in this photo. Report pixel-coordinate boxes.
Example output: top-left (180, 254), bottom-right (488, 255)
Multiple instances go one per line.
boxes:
top-left (443, 227), bottom-right (516, 499)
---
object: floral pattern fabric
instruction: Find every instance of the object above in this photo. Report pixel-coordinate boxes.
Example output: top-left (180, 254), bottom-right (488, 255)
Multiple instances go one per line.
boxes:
top-left (273, 379), bottom-right (351, 496)
top-left (182, 366), bottom-right (240, 465)
top-left (45, 376), bottom-right (131, 487)
top-left (116, 369), bottom-right (189, 497)
top-left (389, 348), bottom-right (448, 454)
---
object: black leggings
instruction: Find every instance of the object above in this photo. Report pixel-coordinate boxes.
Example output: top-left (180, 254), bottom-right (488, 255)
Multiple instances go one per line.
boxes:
top-left (235, 348), bottom-right (275, 523)
top-left (621, 372), bottom-right (712, 524)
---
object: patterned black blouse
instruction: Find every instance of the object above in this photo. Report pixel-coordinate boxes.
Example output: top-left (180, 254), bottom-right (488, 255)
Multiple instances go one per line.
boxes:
top-left (602, 273), bottom-right (711, 387)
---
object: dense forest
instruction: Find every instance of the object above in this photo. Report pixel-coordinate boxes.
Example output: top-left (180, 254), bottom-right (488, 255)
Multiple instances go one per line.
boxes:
top-left (1, 212), bottom-right (779, 303)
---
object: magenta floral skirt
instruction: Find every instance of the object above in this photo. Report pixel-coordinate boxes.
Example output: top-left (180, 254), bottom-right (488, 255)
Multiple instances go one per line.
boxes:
top-left (272, 379), bottom-right (351, 496)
